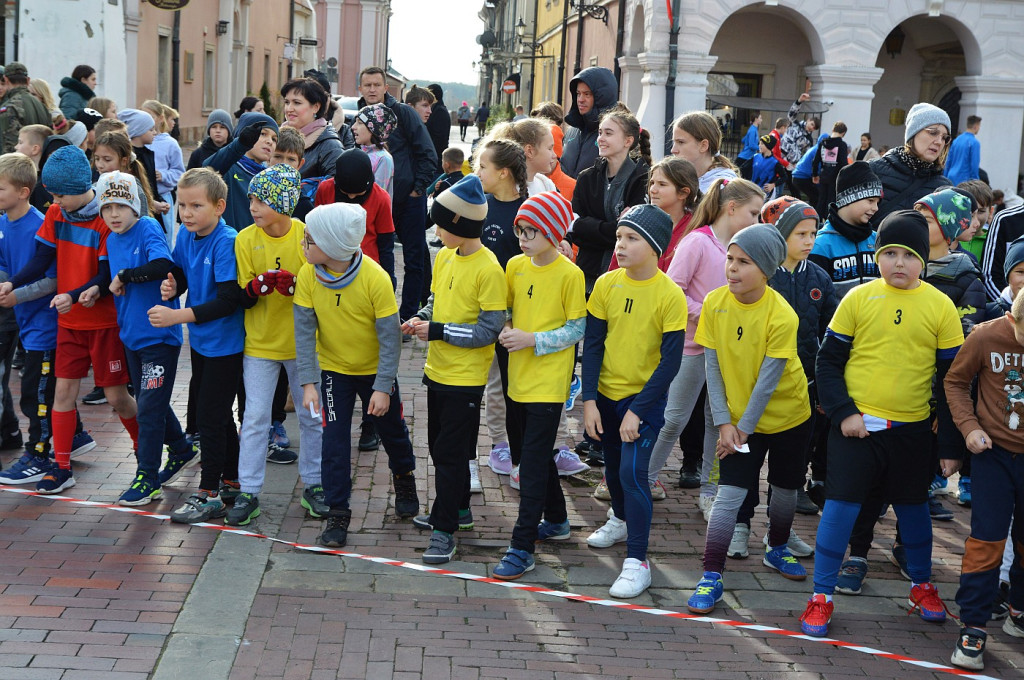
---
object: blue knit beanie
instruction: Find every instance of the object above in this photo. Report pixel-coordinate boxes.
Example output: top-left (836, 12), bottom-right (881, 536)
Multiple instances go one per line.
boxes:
top-left (248, 163), bottom-right (301, 216)
top-left (1005, 237), bottom-right (1024, 281)
top-left (41, 146), bottom-right (93, 196)
top-left (236, 111), bottom-right (279, 135)
top-left (117, 108), bottom-right (156, 139)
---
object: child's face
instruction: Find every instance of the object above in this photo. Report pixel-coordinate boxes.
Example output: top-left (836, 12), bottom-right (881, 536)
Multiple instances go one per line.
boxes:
top-left (597, 118), bottom-right (632, 159)
top-left (725, 244), bottom-right (768, 299)
top-left (177, 185), bottom-right (225, 236)
top-left (514, 219), bottom-right (555, 259)
top-left (670, 126), bottom-right (709, 164)
top-left (248, 196), bottom-right (276, 228)
top-left (209, 123), bottom-right (230, 147)
top-left (435, 227), bottom-right (464, 250)
top-left (0, 178), bottom-right (27, 212)
top-left (527, 130), bottom-right (557, 174)
top-left (613, 225), bottom-right (656, 269)
top-left (271, 149), bottom-right (303, 171)
top-left (785, 219), bottom-right (817, 263)
top-left (105, 101), bottom-right (117, 118)
top-left (759, 141), bottom-right (772, 156)
top-left (915, 206), bottom-right (947, 248)
top-left (877, 246), bottom-right (923, 289)
top-left (135, 128), bottom-right (156, 145)
top-left (413, 100), bottom-right (431, 124)
top-left (860, 135), bottom-right (870, 149)
top-left (100, 203), bottom-right (139, 234)
top-left (302, 227), bottom-right (330, 266)
top-left (475, 149), bottom-right (506, 194)
top-left (352, 119), bottom-right (372, 146)
top-left (50, 191), bottom-right (93, 213)
top-left (959, 207), bottom-right (984, 242)
top-left (14, 134), bottom-right (39, 158)
top-left (648, 168), bottom-right (687, 214)
top-left (1008, 263), bottom-right (1024, 300)
top-left (92, 144), bottom-right (122, 175)
top-left (839, 196), bottom-right (879, 225)
top-left (724, 197), bottom-right (764, 235)
top-left (247, 128), bottom-right (277, 163)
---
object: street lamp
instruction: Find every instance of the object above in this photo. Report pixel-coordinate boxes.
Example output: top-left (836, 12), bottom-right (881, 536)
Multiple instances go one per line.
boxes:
top-left (515, 17), bottom-right (543, 53)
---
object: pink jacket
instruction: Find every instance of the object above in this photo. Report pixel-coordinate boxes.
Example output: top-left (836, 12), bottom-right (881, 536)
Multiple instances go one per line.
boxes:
top-left (666, 225), bottom-right (727, 355)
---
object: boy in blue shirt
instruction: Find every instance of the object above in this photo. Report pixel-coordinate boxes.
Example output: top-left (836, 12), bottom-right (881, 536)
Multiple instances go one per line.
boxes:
top-left (98, 171), bottom-right (196, 506)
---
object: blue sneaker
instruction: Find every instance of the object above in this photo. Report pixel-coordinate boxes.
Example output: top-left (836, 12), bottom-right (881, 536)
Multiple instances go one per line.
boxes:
top-left (35, 465), bottom-right (75, 494)
top-left (687, 571), bottom-right (724, 613)
top-left (70, 431), bottom-right (97, 458)
top-left (0, 453), bottom-right (54, 484)
top-left (492, 547), bottom-right (535, 580)
top-left (889, 543), bottom-right (911, 580)
top-left (269, 421), bottom-right (290, 448)
top-left (929, 493), bottom-right (954, 521)
top-left (537, 519), bottom-right (571, 542)
top-left (834, 559), bottom-right (868, 595)
top-left (930, 474), bottom-right (950, 495)
top-left (564, 374), bottom-right (582, 411)
top-left (118, 473), bottom-right (162, 506)
top-left (958, 477), bottom-right (972, 506)
top-left (763, 546), bottom-right (807, 580)
top-left (158, 440), bottom-right (200, 486)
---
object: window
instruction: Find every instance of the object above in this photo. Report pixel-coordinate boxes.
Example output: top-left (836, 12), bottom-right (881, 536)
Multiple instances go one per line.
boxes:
top-left (183, 51), bottom-right (195, 84)
top-left (264, 52), bottom-right (271, 87)
top-left (157, 33), bottom-right (172, 103)
top-left (204, 46), bottom-right (216, 111)
top-left (246, 49), bottom-right (254, 94)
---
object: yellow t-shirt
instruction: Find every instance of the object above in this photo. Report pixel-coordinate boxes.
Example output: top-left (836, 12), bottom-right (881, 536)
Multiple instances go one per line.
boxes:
top-left (505, 254), bottom-right (587, 403)
top-left (694, 286), bottom-right (811, 434)
top-left (587, 268), bottom-right (688, 401)
top-left (293, 258), bottom-right (398, 375)
top-left (828, 278), bottom-right (964, 422)
top-left (425, 245), bottom-right (507, 387)
top-left (235, 218), bottom-right (307, 360)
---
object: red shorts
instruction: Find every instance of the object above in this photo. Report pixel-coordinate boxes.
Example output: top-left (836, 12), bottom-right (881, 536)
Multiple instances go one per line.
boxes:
top-left (55, 326), bottom-right (130, 386)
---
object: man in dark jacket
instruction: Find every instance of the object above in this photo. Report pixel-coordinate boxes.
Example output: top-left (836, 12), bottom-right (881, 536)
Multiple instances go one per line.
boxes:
top-left (357, 66), bottom-right (438, 322)
top-left (0, 63), bottom-right (51, 154)
top-left (560, 67), bottom-right (619, 179)
top-left (425, 84), bottom-right (450, 176)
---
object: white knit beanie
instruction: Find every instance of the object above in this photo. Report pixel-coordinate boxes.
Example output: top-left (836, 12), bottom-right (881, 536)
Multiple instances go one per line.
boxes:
top-left (304, 204), bottom-right (366, 261)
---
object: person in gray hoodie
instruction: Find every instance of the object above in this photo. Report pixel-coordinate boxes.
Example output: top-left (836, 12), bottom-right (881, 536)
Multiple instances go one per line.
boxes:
top-left (188, 109), bottom-right (234, 170)
top-left (560, 67), bottom-right (619, 179)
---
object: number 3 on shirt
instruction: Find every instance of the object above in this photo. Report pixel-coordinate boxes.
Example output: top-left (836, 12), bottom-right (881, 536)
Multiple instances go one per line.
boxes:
top-left (893, 309), bottom-right (902, 325)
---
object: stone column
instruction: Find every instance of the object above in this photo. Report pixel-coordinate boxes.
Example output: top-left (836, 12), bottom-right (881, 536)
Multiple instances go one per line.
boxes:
top-left (618, 55), bottom-right (642, 113)
top-left (216, 0), bottom-right (234, 112)
top-left (323, 0), bottom-right (344, 86)
top-left (803, 65), bottom-right (884, 142)
top-left (122, 0), bottom-right (142, 110)
top-left (955, 75), bottom-right (1024, 195)
top-left (635, 51), bottom-right (668, 161)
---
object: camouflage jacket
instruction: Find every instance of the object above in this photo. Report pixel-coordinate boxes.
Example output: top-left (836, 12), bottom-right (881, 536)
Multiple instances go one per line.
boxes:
top-left (0, 86), bottom-right (51, 154)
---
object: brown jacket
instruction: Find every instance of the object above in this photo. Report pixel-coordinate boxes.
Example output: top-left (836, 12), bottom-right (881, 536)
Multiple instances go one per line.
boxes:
top-left (944, 316), bottom-right (1024, 452)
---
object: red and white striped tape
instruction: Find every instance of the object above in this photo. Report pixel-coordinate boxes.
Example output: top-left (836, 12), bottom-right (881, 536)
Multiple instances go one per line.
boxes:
top-left (0, 484), bottom-right (998, 680)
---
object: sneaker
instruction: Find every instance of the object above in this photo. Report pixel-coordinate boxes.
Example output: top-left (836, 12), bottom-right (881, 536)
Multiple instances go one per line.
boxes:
top-left (11, 346), bottom-right (24, 371)
top-left (219, 479), bottom-right (241, 504)
top-left (492, 547), bottom-right (535, 580)
top-left (592, 477), bottom-right (611, 501)
top-left (763, 546), bottom-right (807, 580)
top-left (799, 594), bottom-right (834, 637)
top-left (991, 581), bottom-right (1010, 621)
top-left (319, 510), bottom-right (352, 547)
top-left (157, 441), bottom-right (200, 486)
top-left (170, 492), bottom-right (226, 524)
top-left (678, 465), bottom-right (701, 489)
top-left (118, 473), bottom-right (162, 506)
top-left (586, 516), bottom-right (627, 548)
top-left (806, 480), bottom-right (825, 509)
top-left (609, 558), bottom-right (651, 598)
top-left (266, 442), bottom-right (298, 464)
top-left (393, 472), bottom-right (419, 518)
top-left (889, 544), bottom-right (911, 580)
top-left (928, 494), bottom-right (954, 521)
top-left (554, 447), bottom-right (589, 476)
top-left (687, 571), bottom-right (724, 613)
top-left (1003, 608), bottom-right (1024, 637)
top-left (35, 466), bottom-right (75, 494)
top-left (468, 459), bottom-right (482, 494)
top-left (269, 420), bottom-right (290, 448)
top-left (0, 453), bottom-right (53, 484)
top-left (509, 465), bottom-right (520, 490)
top-left (81, 386), bottom-right (107, 405)
top-left (698, 494), bottom-right (715, 521)
top-left (301, 485), bottom-right (328, 518)
top-left (909, 582), bottom-right (949, 622)
top-left (70, 431), bottom-right (97, 458)
top-left (762, 527), bottom-right (814, 558)
top-left (487, 443), bottom-right (513, 475)
top-left (536, 519), bottom-right (570, 542)
top-left (650, 480), bottom-right (666, 501)
top-left (357, 422), bottom-right (379, 451)
top-left (727, 523), bottom-right (750, 559)
top-left (0, 430), bottom-right (23, 450)
top-left (576, 441), bottom-right (604, 466)
top-left (795, 488), bottom-right (819, 515)
top-left (423, 530), bottom-right (457, 564)
top-left (957, 477), bottom-right (972, 506)
top-left (930, 474), bottom-right (950, 495)
top-left (950, 627), bottom-right (987, 671)
top-left (564, 374), bottom-right (582, 411)
top-left (413, 509), bottom-right (474, 532)
top-left (225, 492), bottom-right (261, 526)
top-left (835, 559), bottom-right (868, 595)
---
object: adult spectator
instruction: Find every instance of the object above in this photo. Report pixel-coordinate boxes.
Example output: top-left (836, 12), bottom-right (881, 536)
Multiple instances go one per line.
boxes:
top-left (780, 93), bottom-right (819, 167)
top-left (868, 102), bottom-right (952, 228)
top-left (89, 96), bottom-right (117, 118)
top-left (945, 115), bottom-right (982, 185)
top-left (736, 113), bottom-right (761, 162)
top-left (58, 64), bottom-right (96, 120)
top-left (456, 101), bottom-right (472, 141)
top-left (851, 132), bottom-right (879, 163)
top-left (475, 101), bottom-right (490, 137)
top-left (301, 68), bottom-right (355, 151)
top-left (235, 95), bottom-right (264, 119)
top-left (425, 84), bottom-right (450, 175)
top-left (280, 77), bottom-right (348, 179)
top-left (512, 105), bottom-right (527, 121)
top-left (357, 66), bottom-right (437, 321)
top-left (0, 63), bottom-right (51, 154)
top-left (560, 66), bottom-right (618, 179)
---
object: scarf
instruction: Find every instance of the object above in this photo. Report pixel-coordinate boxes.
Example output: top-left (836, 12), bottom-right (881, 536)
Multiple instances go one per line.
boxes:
top-left (893, 145), bottom-right (939, 175)
top-left (285, 118), bottom-right (329, 150)
top-left (826, 203), bottom-right (873, 243)
top-left (237, 154), bottom-right (265, 177)
top-left (314, 250), bottom-right (363, 290)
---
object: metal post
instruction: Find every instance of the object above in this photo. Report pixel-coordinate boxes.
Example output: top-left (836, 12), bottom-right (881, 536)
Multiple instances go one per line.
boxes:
top-left (573, 2), bottom-right (584, 76)
top-left (664, 0), bottom-right (681, 156)
top-left (556, 0), bottom-right (569, 105)
top-left (171, 9), bottom-right (181, 110)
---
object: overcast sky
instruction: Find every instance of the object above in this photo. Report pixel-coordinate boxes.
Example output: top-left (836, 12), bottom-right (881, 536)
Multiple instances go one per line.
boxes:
top-left (388, 0), bottom-right (483, 84)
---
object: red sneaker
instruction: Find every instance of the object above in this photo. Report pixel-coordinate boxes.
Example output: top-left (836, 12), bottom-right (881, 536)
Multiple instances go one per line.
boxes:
top-left (909, 582), bottom-right (950, 622)
top-left (799, 593), bottom-right (834, 637)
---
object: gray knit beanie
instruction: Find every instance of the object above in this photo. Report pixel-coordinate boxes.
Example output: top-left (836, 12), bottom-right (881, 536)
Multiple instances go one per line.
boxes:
top-left (904, 103), bottom-right (951, 143)
top-left (618, 203), bottom-right (674, 256)
top-left (206, 109), bottom-right (234, 137)
top-left (729, 224), bottom-right (788, 278)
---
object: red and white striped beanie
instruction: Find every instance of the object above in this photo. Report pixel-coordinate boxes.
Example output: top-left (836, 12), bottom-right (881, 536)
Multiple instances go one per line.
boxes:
top-left (514, 191), bottom-right (574, 247)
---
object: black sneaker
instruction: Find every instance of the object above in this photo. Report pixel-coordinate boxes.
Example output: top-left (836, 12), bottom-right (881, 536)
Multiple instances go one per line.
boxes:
top-left (11, 346), bottom-right (24, 371)
top-left (795, 488), bottom-right (820, 515)
top-left (950, 626), bottom-right (986, 671)
top-left (81, 386), bottom-right (107, 405)
top-left (928, 494), bottom-right (954, 521)
top-left (1004, 607), bottom-right (1024, 638)
top-left (575, 441), bottom-right (603, 466)
top-left (225, 492), bottom-right (260, 526)
top-left (266, 442), bottom-right (298, 464)
top-left (393, 472), bottom-right (419, 518)
top-left (889, 543), bottom-right (911, 580)
top-left (219, 479), bottom-right (241, 504)
top-left (412, 509), bottom-right (474, 532)
top-left (806, 480), bottom-right (825, 509)
top-left (319, 510), bottom-right (352, 547)
top-left (358, 422), bottom-right (380, 451)
top-left (678, 465), bottom-right (700, 489)
top-left (301, 485), bottom-right (328, 518)
top-left (991, 581), bottom-right (1010, 621)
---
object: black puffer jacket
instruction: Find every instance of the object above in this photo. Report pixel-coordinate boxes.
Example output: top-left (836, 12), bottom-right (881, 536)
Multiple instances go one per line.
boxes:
top-left (299, 122), bottom-right (354, 180)
top-left (561, 67), bottom-right (619, 179)
top-left (769, 259), bottom-right (839, 380)
top-left (358, 91), bottom-right (437, 208)
top-left (868, 149), bottom-right (950, 228)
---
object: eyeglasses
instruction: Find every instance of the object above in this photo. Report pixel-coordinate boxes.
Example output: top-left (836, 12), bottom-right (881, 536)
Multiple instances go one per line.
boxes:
top-left (302, 229), bottom-right (316, 248)
top-left (921, 127), bottom-right (952, 145)
top-left (513, 225), bottom-right (540, 241)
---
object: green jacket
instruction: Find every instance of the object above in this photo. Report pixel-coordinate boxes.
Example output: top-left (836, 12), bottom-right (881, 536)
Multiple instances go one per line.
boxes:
top-left (0, 86), bottom-right (51, 154)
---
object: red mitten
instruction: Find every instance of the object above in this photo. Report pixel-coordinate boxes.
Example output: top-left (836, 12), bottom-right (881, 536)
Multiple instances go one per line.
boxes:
top-left (245, 270), bottom-right (279, 298)
top-left (275, 269), bottom-right (296, 296)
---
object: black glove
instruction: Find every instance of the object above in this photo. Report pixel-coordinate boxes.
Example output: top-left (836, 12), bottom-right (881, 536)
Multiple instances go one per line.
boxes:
top-left (237, 122), bottom-right (266, 150)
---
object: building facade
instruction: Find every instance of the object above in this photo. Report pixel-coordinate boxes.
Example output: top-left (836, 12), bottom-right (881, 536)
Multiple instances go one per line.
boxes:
top-left (315, 0), bottom-right (390, 96)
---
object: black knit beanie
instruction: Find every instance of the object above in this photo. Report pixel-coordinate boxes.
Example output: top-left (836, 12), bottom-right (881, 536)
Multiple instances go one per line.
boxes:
top-left (835, 161), bottom-right (882, 209)
top-left (874, 210), bottom-right (930, 268)
top-left (334, 149), bottom-right (374, 205)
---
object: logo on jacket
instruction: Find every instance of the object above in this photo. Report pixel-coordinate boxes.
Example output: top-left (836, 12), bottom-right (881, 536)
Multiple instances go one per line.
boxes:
top-left (810, 288), bottom-right (822, 301)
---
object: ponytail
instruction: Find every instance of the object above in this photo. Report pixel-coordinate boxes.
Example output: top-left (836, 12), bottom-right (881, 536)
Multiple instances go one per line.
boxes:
top-left (686, 177), bottom-right (763, 237)
top-left (601, 103), bottom-right (650, 167)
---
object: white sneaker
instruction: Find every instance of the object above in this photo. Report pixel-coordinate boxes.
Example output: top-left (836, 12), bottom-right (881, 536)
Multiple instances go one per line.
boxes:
top-left (609, 558), bottom-right (651, 598)
top-left (698, 494), bottom-right (716, 521)
top-left (763, 526), bottom-right (814, 558)
top-left (728, 523), bottom-right (750, 559)
top-left (650, 480), bottom-right (667, 501)
top-left (487, 443), bottom-right (513, 475)
top-left (509, 465), bottom-right (520, 490)
top-left (468, 459), bottom-right (483, 494)
top-left (587, 516), bottom-right (627, 548)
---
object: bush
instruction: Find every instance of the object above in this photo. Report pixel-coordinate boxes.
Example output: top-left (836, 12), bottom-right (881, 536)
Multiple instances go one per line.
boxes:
top-left (258, 82), bottom-right (277, 120)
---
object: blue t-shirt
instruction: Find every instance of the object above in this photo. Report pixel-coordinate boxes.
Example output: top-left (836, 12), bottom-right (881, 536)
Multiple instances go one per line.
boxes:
top-left (107, 216), bottom-right (183, 350)
top-left (0, 207), bottom-right (58, 351)
top-left (171, 220), bottom-right (244, 357)
top-left (481, 195), bottom-right (526, 269)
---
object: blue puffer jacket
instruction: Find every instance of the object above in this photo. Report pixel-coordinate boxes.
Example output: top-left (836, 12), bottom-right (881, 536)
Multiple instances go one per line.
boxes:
top-left (809, 204), bottom-right (879, 299)
top-left (769, 259), bottom-right (839, 380)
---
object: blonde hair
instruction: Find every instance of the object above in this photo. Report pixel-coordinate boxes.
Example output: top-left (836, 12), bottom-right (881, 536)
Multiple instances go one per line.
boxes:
top-left (489, 118), bottom-right (550, 152)
top-left (94, 118), bottom-right (128, 137)
top-left (178, 168), bottom-right (228, 204)
top-left (19, 124), bottom-right (53, 149)
top-left (0, 152), bottom-right (38, 191)
top-left (672, 111), bottom-right (738, 173)
top-left (141, 100), bottom-right (173, 133)
top-left (687, 177), bottom-right (764, 236)
top-left (28, 79), bottom-right (56, 113)
top-left (89, 97), bottom-right (116, 117)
